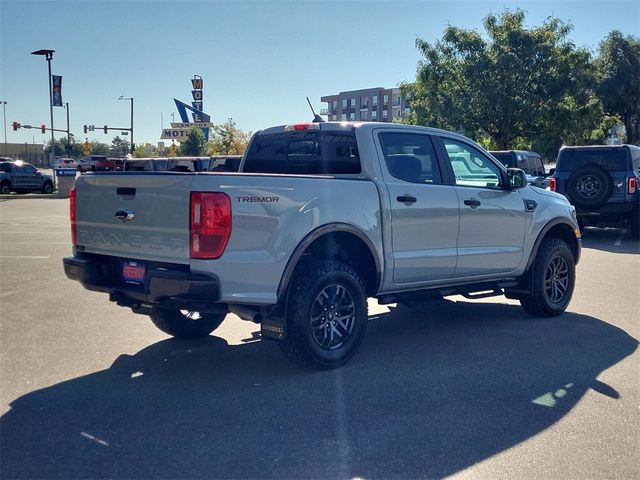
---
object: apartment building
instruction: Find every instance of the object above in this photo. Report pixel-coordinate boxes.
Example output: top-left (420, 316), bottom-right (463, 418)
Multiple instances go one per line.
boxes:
top-left (320, 87), bottom-right (410, 122)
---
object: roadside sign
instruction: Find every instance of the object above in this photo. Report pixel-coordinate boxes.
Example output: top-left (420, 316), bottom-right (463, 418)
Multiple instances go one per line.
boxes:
top-left (82, 141), bottom-right (91, 155)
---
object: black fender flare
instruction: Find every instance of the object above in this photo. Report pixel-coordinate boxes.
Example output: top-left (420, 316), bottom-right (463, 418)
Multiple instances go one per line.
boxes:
top-left (524, 218), bottom-right (582, 273)
top-left (276, 223), bottom-right (382, 302)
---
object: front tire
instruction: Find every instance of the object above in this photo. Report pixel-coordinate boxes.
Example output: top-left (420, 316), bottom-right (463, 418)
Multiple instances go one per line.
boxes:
top-left (0, 181), bottom-right (10, 194)
top-left (42, 181), bottom-right (53, 194)
top-left (278, 260), bottom-right (368, 369)
top-left (520, 238), bottom-right (576, 317)
top-left (149, 308), bottom-right (226, 338)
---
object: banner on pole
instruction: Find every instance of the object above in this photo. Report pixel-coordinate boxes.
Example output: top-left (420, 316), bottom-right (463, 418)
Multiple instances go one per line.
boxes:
top-left (52, 75), bottom-right (63, 106)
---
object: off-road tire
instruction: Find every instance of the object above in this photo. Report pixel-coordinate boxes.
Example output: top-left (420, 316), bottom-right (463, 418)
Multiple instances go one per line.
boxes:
top-left (41, 181), bottom-right (53, 194)
top-left (567, 165), bottom-right (613, 209)
top-left (0, 181), bottom-right (10, 194)
top-left (520, 238), bottom-right (576, 317)
top-left (149, 308), bottom-right (226, 339)
top-left (278, 259), bottom-right (368, 369)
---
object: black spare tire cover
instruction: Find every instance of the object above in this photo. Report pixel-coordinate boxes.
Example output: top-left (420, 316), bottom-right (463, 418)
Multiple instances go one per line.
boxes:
top-left (566, 165), bottom-right (613, 209)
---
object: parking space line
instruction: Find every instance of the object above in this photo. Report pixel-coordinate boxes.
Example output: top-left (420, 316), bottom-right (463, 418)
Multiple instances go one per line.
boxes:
top-left (614, 229), bottom-right (626, 247)
top-left (0, 256), bottom-right (49, 259)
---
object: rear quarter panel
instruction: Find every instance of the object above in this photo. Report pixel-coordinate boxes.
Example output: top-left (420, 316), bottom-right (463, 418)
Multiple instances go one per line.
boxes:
top-left (189, 173), bottom-right (382, 304)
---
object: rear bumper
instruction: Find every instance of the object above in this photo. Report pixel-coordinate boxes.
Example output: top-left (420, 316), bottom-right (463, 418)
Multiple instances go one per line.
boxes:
top-left (63, 255), bottom-right (221, 308)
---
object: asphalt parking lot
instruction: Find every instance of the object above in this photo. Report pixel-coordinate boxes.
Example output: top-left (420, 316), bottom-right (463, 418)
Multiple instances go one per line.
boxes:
top-left (0, 197), bottom-right (638, 479)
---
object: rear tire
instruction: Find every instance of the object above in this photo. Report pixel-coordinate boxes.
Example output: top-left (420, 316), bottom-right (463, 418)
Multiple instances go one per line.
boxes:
top-left (149, 308), bottom-right (226, 338)
top-left (520, 238), bottom-right (576, 317)
top-left (278, 259), bottom-right (368, 369)
top-left (0, 181), bottom-right (10, 194)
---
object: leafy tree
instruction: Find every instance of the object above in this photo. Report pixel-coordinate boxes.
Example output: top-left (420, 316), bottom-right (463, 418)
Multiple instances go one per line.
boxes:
top-left (207, 119), bottom-right (252, 155)
top-left (133, 144), bottom-right (159, 158)
top-left (90, 142), bottom-right (110, 155)
top-left (595, 31), bottom-right (640, 145)
top-left (179, 126), bottom-right (206, 156)
top-left (110, 136), bottom-right (131, 157)
top-left (403, 10), bottom-right (599, 150)
top-left (44, 138), bottom-right (65, 157)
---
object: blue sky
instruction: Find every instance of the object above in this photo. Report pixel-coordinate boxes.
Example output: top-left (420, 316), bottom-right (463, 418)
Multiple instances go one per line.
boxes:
top-left (1, 0), bottom-right (639, 148)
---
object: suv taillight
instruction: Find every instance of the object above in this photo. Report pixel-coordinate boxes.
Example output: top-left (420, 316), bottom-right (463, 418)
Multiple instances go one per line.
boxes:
top-left (628, 176), bottom-right (637, 195)
top-left (190, 192), bottom-right (231, 259)
top-left (70, 187), bottom-right (77, 245)
top-left (548, 177), bottom-right (557, 192)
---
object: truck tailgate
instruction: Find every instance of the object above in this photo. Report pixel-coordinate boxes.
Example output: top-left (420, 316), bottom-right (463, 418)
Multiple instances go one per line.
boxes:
top-left (74, 173), bottom-right (194, 264)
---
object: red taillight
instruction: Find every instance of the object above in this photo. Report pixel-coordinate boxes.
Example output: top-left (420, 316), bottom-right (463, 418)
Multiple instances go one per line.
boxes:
top-left (628, 176), bottom-right (637, 195)
top-left (548, 177), bottom-right (557, 192)
top-left (284, 123), bottom-right (320, 131)
top-left (70, 187), bottom-right (77, 245)
top-left (190, 192), bottom-right (231, 259)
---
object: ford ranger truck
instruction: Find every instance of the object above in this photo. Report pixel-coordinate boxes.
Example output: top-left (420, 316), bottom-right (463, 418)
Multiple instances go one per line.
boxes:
top-left (63, 122), bottom-right (581, 369)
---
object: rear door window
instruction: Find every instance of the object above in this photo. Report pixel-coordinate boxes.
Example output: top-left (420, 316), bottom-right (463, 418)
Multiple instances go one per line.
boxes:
top-left (378, 132), bottom-right (442, 184)
top-left (244, 131), bottom-right (360, 174)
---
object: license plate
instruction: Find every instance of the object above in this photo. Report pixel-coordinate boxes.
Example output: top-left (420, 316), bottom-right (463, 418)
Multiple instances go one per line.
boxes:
top-left (123, 261), bottom-right (146, 285)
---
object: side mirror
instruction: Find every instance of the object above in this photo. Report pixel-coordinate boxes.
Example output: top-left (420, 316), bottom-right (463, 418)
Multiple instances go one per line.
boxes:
top-left (548, 168), bottom-right (556, 176)
top-left (507, 168), bottom-right (527, 189)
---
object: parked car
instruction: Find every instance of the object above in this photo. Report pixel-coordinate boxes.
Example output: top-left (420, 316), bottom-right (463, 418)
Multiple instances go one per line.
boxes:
top-left (549, 145), bottom-right (640, 238)
top-left (490, 150), bottom-right (548, 188)
top-left (77, 155), bottom-right (120, 172)
top-left (54, 158), bottom-right (76, 169)
top-left (0, 160), bottom-right (54, 194)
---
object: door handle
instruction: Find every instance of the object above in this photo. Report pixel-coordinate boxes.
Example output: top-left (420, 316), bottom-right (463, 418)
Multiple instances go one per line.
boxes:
top-left (464, 199), bottom-right (481, 208)
top-left (397, 195), bottom-right (417, 204)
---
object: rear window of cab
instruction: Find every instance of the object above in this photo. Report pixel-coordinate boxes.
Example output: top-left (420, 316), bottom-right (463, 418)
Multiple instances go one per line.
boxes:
top-left (243, 131), bottom-right (361, 174)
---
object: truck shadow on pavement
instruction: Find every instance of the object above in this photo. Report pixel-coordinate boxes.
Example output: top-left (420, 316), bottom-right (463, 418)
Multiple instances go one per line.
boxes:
top-left (581, 227), bottom-right (639, 254)
top-left (1, 301), bottom-right (637, 479)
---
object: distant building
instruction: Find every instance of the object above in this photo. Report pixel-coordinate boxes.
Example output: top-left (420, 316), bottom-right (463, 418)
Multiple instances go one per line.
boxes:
top-left (0, 143), bottom-right (46, 166)
top-left (321, 87), bottom-right (411, 122)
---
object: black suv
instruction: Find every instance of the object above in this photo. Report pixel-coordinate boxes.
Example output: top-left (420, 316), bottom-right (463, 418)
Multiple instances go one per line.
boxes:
top-left (550, 145), bottom-right (640, 238)
top-left (490, 150), bottom-right (548, 188)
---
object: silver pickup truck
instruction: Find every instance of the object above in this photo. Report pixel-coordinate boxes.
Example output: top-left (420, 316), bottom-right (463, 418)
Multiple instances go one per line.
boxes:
top-left (64, 122), bottom-right (581, 369)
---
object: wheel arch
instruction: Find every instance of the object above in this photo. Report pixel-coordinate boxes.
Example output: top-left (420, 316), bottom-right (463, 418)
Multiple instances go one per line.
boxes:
top-left (277, 223), bottom-right (382, 301)
top-left (525, 219), bottom-right (581, 272)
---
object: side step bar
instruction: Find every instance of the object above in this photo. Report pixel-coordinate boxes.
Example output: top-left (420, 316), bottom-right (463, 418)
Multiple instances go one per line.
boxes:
top-left (378, 280), bottom-right (521, 305)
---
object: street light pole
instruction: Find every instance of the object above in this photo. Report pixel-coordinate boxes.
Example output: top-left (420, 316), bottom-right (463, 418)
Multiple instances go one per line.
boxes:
top-left (1, 101), bottom-right (7, 156)
top-left (118, 96), bottom-right (134, 153)
top-left (31, 49), bottom-right (56, 168)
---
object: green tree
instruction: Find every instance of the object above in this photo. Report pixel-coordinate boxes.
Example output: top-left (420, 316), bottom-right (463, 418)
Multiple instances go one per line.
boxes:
top-left (207, 119), bottom-right (252, 155)
top-left (110, 136), bottom-right (131, 157)
top-left (44, 138), bottom-right (65, 157)
top-left (133, 144), bottom-right (159, 158)
top-left (595, 31), bottom-right (640, 145)
top-left (90, 142), bottom-right (110, 155)
top-left (403, 10), bottom-right (599, 150)
top-left (179, 126), bottom-right (206, 156)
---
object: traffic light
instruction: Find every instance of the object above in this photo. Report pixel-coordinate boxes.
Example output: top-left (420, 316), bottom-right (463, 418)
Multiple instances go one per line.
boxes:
top-left (41, 124), bottom-right (46, 134)
top-left (84, 125), bottom-right (88, 134)
top-left (12, 121), bottom-right (19, 131)
top-left (103, 125), bottom-right (108, 134)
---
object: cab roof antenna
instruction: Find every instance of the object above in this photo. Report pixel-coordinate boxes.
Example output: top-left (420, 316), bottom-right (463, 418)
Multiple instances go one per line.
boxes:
top-left (306, 97), bottom-right (325, 123)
